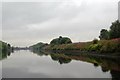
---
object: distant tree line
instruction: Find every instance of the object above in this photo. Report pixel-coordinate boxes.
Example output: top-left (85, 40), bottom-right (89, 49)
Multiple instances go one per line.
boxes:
top-left (99, 20), bottom-right (120, 40)
top-left (13, 47), bottom-right (29, 50)
top-left (30, 36), bottom-right (72, 51)
top-left (29, 42), bottom-right (48, 51)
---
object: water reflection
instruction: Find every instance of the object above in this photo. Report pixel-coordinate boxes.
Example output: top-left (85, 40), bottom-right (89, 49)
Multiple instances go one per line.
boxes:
top-left (50, 54), bottom-right (72, 64)
top-left (2, 49), bottom-right (120, 78)
top-left (32, 50), bottom-right (120, 79)
top-left (110, 70), bottom-right (120, 80)
top-left (31, 50), bottom-right (72, 64)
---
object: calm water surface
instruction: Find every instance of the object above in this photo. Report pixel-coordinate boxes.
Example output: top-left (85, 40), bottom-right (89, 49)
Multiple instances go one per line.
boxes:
top-left (2, 50), bottom-right (120, 78)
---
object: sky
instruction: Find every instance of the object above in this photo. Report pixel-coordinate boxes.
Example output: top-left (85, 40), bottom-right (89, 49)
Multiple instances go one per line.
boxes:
top-left (1, 0), bottom-right (120, 47)
top-left (118, 1), bottom-right (120, 21)
top-left (0, 1), bottom-right (2, 41)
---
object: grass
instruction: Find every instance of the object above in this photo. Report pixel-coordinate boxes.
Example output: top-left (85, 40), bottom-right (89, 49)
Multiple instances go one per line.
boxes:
top-left (44, 38), bottom-right (120, 55)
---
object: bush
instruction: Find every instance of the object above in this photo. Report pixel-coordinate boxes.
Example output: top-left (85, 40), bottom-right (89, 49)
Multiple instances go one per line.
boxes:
top-left (93, 39), bottom-right (98, 44)
top-left (87, 44), bottom-right (102, 51)
top-left (100, 39), bottom-right (119, 53)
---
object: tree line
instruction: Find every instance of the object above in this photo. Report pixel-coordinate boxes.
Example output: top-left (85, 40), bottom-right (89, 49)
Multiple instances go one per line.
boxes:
top-left (99, 20), bottom-right (120, 40)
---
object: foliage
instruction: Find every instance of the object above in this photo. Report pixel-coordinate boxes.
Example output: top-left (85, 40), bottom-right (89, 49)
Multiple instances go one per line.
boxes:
top-left (99, 38), bottom-right (120, 53)
top-left (87, 44), bottom-right (102, 52)
top-left (99, 20), bottom-right (120, 40)
top-left (45, 42), bottom-right (92, 51)
top-left (0, 41), bottom-right (11, 53)
top-left (0, 41), bottom-right (12, 60)
top-left (50, 36), bottom-right (72, 45)
top-left (45, 38), bottom-right (120, 54)
top-left (109, 20), bottom-right (120, 39)
top-left (30, 42), bottom-right (48, 51)
top-left (93, 38), bottom-right (98, 44)
top-left (99, 29), bottom-right (109, 40)
top-left (29, 42), bottom-right (48, 51)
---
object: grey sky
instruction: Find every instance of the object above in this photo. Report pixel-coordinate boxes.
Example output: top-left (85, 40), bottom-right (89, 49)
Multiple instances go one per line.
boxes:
top-left (118, 1), bottom-right (120, 21)
top-left (0, 1), bottom-right (2, 40)
top-left (2, 0), bottom-right (119, 47)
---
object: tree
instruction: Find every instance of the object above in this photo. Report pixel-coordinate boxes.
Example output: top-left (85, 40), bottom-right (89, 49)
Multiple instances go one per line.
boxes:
top-left (99, 29), bottom-right (109, 40)
top-left (109, 20), bottom-right (120, 39)
top-left (50, 36), bottom-right (72, 45)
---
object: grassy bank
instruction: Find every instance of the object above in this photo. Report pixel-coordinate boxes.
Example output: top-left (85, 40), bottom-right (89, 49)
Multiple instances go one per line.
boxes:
top-left (43, 38), bottom-right (120, 55)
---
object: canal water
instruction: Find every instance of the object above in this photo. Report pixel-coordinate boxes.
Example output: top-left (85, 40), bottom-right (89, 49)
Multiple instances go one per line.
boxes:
top-left (2, 50), bottom-right (120, 78)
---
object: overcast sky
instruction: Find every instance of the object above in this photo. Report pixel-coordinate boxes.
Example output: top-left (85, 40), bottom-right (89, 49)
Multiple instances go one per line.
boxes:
top-left (2, 0), bottom-right (120, 47)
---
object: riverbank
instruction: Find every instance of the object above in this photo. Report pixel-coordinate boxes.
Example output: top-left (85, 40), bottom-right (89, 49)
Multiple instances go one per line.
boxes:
top-left (0, 41), bottom-right (12, 60)
top-left (30, 20), bottom-right (120, 56)
top-left (42, 38), bottom-right (120, 56)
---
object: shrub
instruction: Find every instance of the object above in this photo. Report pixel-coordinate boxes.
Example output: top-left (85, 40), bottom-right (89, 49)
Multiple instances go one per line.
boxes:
top-left (88, 44), bottom-right (102, 51)
top-left (100, 39), bottom-right (119, 53)
top-left (93, 39), bottom-right (98, 44)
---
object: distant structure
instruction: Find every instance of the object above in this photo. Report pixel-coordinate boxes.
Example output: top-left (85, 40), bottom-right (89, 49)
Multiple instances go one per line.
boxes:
top-left (118, 1), bottom-right (120, 21)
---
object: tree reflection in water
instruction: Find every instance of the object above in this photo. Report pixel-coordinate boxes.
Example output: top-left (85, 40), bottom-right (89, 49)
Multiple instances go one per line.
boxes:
top-left (50, 53), bottom-right (72, 64)
top-left (3, 49), bottom-right (119, 79)
top-left (110, 70), bottom-right (120, 80)
top-left (32, 50), bottom-right (120, 79)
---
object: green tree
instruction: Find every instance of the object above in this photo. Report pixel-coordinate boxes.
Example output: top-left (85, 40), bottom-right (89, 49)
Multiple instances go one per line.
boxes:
top-left (50, 36), bottom-right (72, 45)
top-left (109, 20), bottom-right (120, 39)
top-left (99, 29), bottom-right (109, 40)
